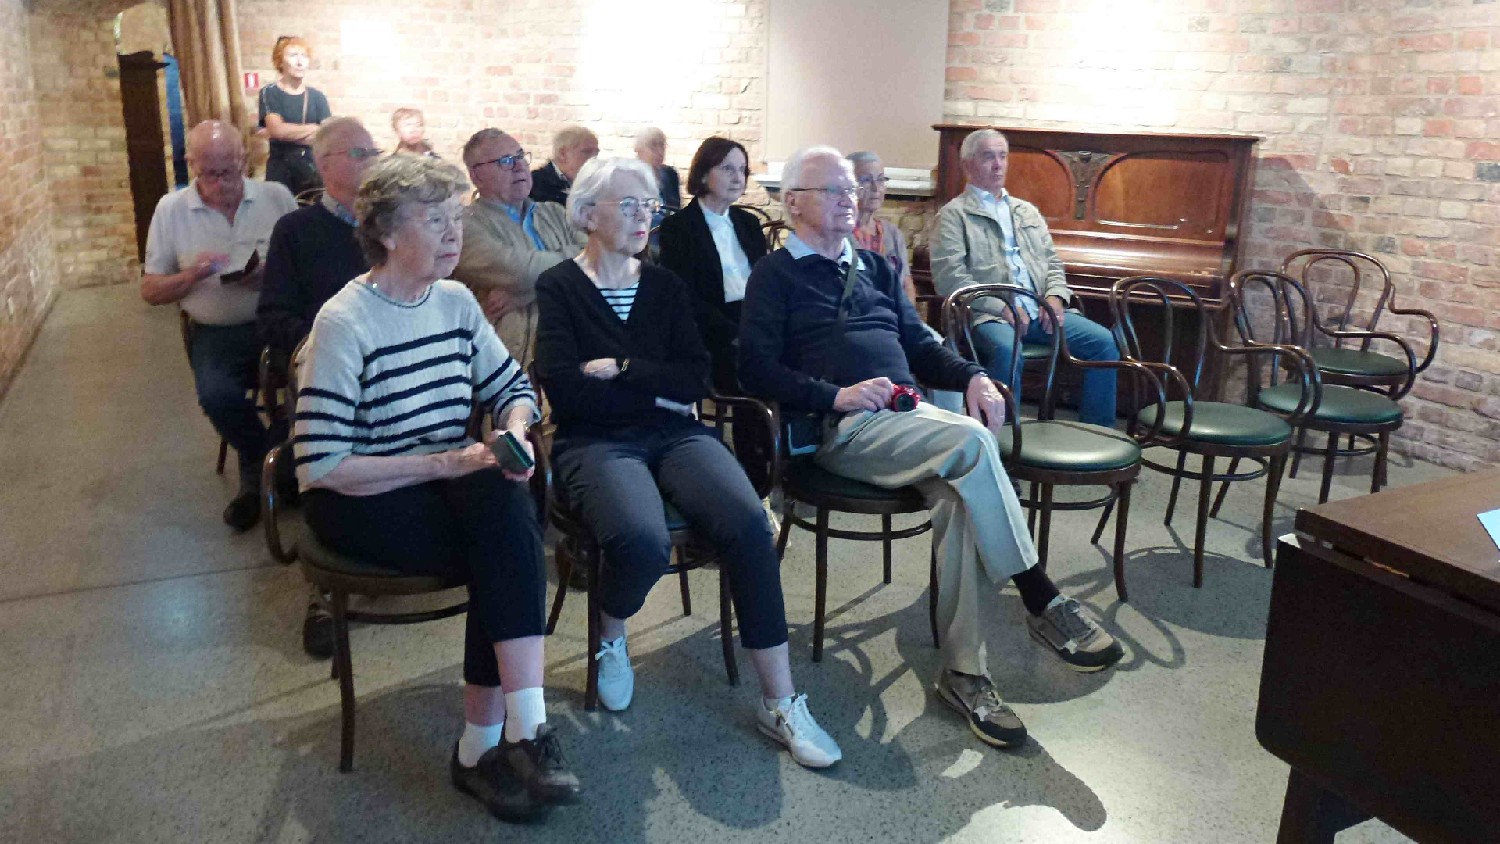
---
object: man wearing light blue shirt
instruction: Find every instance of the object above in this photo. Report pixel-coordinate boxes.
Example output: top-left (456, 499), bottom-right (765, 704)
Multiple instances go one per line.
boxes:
top-left (931, 129), bottom-right (1120, 427)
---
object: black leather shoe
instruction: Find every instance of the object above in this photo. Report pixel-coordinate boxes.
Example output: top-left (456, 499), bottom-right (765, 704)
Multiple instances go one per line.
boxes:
top-left (450, 744), bottom-right (549, 823)
top-left (301, 602), bottom-right (334, 660)
top-left (501, 725), bottom-right (581, 804)
top-left (222, 490), bottom-right (261, 532)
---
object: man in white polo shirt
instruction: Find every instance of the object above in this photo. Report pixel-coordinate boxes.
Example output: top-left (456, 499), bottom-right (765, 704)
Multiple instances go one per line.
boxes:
top-left (141, 120), bottom-right (298, 531)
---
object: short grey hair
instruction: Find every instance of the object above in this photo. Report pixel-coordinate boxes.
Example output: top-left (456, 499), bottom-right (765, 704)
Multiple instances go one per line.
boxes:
top-left (461, 128), bottom-right (512, 168)
top-left (552, 125), bottom-right (598, 159)
top-left (959, 128), bottom-right (1007, 162)
top-left (846, 150), bottom-right (881, 168)
top-left (312, 116), bottom-right (367, 159)
top-left (634, 127), bottom-right (666, 150)
top-left (355, 155), bottom-right (469, 266)
top-left (781, 145), bottom-right (846, 200)
top-left (566, 157), bottom-right (658, 231)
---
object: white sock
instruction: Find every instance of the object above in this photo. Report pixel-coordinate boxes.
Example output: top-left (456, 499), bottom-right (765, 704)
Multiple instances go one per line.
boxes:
top-left (1045, 594), bottom-right (1067, 612)
top-left (456, 721), bottom-right (504, 767)
top-left (763, 694), bottom-right (795, 712)
top-left (503, 687), bottom-right (547, 742)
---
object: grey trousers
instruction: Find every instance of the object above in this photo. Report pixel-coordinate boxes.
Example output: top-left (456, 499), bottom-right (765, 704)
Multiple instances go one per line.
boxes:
top-left (815, 403), bottom-right (1037, 676)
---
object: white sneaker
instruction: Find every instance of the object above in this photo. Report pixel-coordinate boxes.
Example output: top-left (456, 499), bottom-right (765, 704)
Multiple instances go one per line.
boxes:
top-left (595, 636), bottom-right (634, 711)
top-left (756, 693), bottom-right (842, 768)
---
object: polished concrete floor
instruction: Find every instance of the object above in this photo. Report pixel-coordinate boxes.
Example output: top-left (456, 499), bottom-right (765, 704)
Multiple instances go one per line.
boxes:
top-left (0, 286), bottom-right (1439, 843)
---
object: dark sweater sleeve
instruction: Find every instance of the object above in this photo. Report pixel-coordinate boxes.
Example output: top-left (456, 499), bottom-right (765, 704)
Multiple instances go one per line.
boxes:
top-left (256, 215), bottom-right (307, 359)
top-left (886, 259), bottom-right (984, 391)
top-left (616, 269), bottom-right (710, 403)
top-left (737, 262), bottom-right (841, 412)
top-left (534, 273), bottom-right (657, 421)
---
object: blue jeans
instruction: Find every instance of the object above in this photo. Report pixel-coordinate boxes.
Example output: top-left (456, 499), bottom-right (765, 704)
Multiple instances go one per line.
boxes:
top-left (971, 312), bottom-right (1120, 427)
top-left (188, 321), bottom-right (268, 486)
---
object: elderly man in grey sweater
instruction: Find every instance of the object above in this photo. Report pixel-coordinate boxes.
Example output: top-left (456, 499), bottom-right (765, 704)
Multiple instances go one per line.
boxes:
top-left (453, 128), bottom-right (587, 369)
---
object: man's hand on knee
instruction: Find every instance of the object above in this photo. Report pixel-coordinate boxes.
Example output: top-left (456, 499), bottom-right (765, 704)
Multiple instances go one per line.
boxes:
top-left (833, 377), bottom-right (894, 413)
top-left (965, 375), bottom-right (1007, 435)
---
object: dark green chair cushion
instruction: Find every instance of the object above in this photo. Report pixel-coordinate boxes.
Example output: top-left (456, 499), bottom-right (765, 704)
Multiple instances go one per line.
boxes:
top-left (1311, 347), bottom-right (1408, 378)
top-left (1021, 342), bottom-right (1051, 361)
top-left (784, 458), bottom-right (925, 508)
top-left (1258, 383), bottom-right (1403, 425)
top-left (301, 535), bottom-right (467, 590)
top-left (995, 421), bottom-right (1140, 472)
top-left (1136, 401), bottom-right (1292, 447)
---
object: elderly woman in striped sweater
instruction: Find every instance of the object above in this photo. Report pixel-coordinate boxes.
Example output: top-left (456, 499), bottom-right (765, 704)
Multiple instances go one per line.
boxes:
top-left (292, 155), bottom-right (577, 823)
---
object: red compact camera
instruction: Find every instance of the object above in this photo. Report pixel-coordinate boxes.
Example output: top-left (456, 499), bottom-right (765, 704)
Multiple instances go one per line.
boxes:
top-left (887, 384), bottom-right (923, 412)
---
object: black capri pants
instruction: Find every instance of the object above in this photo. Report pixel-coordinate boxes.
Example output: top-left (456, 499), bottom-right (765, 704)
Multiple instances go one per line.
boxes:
top-left (553, 422), bottom-right (788, 650)
top-left (304, 468), bottom-right (547, 687)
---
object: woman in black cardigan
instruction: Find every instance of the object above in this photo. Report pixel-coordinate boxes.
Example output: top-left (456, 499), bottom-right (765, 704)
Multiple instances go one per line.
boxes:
top-left (534, 157), bottom-right (841, 769)
top-left (657, 137), bottom-right (768, 391)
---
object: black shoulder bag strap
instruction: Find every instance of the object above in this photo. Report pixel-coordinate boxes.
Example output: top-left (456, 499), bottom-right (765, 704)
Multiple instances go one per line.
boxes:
top-left (786, 239), bottom-right (863, 455)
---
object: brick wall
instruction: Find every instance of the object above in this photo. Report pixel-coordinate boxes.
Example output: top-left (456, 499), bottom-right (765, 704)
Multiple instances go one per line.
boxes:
top-left (945, 0), bottom-right (1499, 471)
top-left (30, 9), bottom-right (139, 289)
top-left (0, 0), bottom-right (61, 400)
top-left (234, 0), bottom-right (770, 200)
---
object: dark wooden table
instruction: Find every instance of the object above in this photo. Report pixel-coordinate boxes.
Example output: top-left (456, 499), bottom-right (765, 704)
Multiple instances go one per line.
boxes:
top-left (1256, 470), bottom-right (1500, 843)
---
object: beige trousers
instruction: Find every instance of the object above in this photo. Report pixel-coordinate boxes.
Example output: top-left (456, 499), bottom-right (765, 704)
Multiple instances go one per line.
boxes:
top-left (495, 303), bottom-right (539, 372)
top-left (814, 403), bottom-right (1037, 676)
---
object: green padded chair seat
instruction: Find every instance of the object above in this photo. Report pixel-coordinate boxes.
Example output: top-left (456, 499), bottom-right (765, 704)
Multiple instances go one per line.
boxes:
top-left (995, 421), bottom-right (1140, 472)
top-left (1311, 347), bottom-right (1407, 378)
top-left (784, 458), bottom-right (925, 507)
top-left (1021, 342), bottom-right (1051, 361)
top-left (1258, 383), bottom-right (1403, 425)
top-left (301, 535), bottom-right (467, 589)
top-left (1136, 401), bottom-right (1292, 447)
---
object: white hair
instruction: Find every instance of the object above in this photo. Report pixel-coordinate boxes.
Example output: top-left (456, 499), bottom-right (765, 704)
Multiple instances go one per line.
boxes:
top-left (566, 157), bottom-right (659, 230)
top-left (312, 116), bottom-right (367, 159)
top-left (552, 125), bottom-right (598, 159)
top-left (846, 150), bottom-right (881, 168)
top-left (780, 145), bottom-right (846, 201)
top-left (633, 127), bottom-right (666, 150)
top-left (959, 128), bottom-right (1007, 162)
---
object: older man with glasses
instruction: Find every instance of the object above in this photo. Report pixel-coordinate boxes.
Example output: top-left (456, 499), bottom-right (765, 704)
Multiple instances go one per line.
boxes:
top-left (453, 128), bottom-right (587, 370)
top-left (738, 145), bottom-right (1123, 753)
top-left (257, 115), bottom-right (380, 659)
top-left (141, 120), bottom-right (298, 532)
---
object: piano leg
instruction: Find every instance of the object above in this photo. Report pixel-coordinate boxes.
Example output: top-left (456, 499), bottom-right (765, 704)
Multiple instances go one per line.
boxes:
top-left (1276, 769), bottom-right (1370, 844)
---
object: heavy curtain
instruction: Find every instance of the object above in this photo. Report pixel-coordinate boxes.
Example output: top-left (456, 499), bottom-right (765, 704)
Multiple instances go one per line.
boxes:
top-left (164, 0), bottom-right (248, 133)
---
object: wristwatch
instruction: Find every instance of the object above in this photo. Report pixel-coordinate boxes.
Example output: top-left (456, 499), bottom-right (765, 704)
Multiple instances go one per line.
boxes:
top-left (616, 357), bottom-right (631, 374)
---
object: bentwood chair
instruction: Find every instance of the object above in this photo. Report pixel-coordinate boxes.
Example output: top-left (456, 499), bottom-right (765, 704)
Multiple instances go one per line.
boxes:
top-left (1228, 270), bottom-right (1406, 504)
top-left (944, 284), bottom-right (1167, 601)
top-left (1111, 276), bottom-right (1317, 586)
top-left (538, 389), bottom-right (778, 709)
top-left (259, 428), bottom-right (546, 773)
top-left (1277, 249), bottom-right (1437, 482)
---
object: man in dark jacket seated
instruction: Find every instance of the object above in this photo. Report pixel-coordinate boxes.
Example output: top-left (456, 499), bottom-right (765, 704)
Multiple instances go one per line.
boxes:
top-left (256, 116), bottom-right (378, 660)
top-left (738, 146), bottom-right (1124, 752)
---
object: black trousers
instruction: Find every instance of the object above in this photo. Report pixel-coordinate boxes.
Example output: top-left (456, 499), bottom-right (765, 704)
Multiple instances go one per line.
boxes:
top-left (553, 423), bottom-right (788, 650)
top-left (303, 469), bottom-right (547, 687)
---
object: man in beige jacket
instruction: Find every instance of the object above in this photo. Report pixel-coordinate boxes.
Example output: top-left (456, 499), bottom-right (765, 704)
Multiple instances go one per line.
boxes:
top-left (930, 129), bottom-right (1119, 427)
top-left (454, 128), bottom-right (587, 369)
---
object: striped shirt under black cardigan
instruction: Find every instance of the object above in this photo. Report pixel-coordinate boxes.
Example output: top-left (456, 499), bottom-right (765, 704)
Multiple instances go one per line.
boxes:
top-left (291, 276), bottom-right (539, 490)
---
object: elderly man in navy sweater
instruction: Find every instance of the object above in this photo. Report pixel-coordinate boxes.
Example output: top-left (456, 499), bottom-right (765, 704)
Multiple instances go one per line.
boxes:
top-left (257, 116), bottom-right (378, 660)
top-left (738, 146), bottom-right (1123, 750)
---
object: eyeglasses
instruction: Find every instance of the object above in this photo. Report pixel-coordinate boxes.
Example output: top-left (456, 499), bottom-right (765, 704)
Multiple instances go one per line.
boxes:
top-left (417, 209), bottom-right (463, 233)
top-left (856, 175), bottom-right (891, 188)
top-left (196, 167), bottom-right (243, 182)
top-left (788, 186), bottom-right (860, 202)
top-left (330, 147), bottom-right (384, 161)
top-left (597, 197), bottom-right (662, 219)
top-left (477, 150), bottom-right (532, 171)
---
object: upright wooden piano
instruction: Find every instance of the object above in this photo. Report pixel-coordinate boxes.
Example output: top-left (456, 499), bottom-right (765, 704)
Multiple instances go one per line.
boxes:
top-left (916, 125), bottom-right (1260, 408)
top-left (1258, 471), bottom-right (1500, 843)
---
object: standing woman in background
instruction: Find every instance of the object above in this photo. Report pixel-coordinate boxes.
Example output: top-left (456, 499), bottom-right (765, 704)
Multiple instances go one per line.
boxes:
top-left (258, 36), bottom-right (331, 198)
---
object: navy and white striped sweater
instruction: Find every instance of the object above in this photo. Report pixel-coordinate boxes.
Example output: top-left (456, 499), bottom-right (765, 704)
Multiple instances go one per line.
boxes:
top-left (292, 277), bottom-right (539, 489)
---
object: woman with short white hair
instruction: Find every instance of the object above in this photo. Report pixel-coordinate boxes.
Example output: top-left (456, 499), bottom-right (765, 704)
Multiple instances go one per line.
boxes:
top-left (535, 157), bottom-right (842, 768)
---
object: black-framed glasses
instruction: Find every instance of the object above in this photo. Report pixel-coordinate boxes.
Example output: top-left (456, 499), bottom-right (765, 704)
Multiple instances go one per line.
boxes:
top-left (478, 150), bottom-right (532, 171)
top-left (331, 147), bottom-right (384, 161)
top-left (856, 175), bottom-right (891, 188)
top-left (598, 197), bottom-right (662, 218)
top-left (788, 186), bottom-right (860, 201)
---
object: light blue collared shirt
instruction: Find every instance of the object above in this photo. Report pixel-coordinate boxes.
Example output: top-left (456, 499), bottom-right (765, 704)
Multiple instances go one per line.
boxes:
top-left (966, 184), bottom-right (1038, 317)
top-left (320, 192), bottom-right (356, 226)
